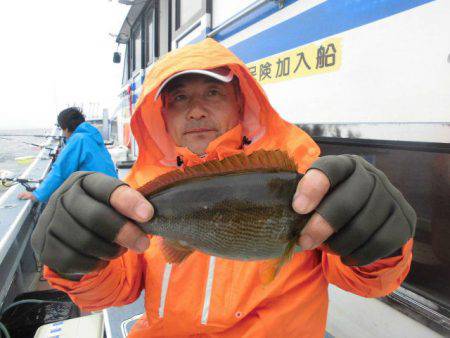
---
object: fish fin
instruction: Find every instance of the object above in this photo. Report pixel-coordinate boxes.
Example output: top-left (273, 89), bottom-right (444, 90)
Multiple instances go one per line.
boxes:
top-left (138, 150), bottom-right (297, 195)
top-left (259, 240), bottom-right (298, 285)
top-left (279, 239), bottom-right (298, 267)
top-left (159, 238), bottom-right (194, 263)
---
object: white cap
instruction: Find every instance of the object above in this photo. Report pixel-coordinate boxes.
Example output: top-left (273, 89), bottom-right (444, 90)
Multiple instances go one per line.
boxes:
top-left (155, 67), bottom-right (234, 100)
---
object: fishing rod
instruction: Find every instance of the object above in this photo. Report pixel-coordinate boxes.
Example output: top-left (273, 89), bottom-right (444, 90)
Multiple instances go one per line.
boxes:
top-left (0, 134), bottom-right (65, 140)
top-left (0, 177), bottom-right (42, 191)
top-left (0, 137), bottom-right (54, 151)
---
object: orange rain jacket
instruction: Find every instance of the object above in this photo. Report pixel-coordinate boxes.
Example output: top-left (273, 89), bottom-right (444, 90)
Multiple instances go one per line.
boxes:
top-left (44, 38), bottom-right (413, 337)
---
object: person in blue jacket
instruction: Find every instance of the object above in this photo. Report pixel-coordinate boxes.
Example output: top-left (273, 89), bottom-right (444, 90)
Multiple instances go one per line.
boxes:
top-left (18, 107), bottom-right (118, 202)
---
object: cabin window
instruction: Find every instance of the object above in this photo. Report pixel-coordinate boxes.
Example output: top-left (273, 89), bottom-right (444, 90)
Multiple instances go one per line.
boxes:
top-left (157, 0), bottom-right (171, 55)
top-left (122, 47), bottom-right (130, 85)
top-left (212, 0), bottom-right (257, 28)
top-left (171, 0), bottom-right (209, 42)
top-left (145, 6), bottom-right (156, 65)
top-left (318, 139), bottom-right (450, 312)
top-left (132, 23), bottom-right (142, 72)
top-left (177, 0), bottom-right (202, 28)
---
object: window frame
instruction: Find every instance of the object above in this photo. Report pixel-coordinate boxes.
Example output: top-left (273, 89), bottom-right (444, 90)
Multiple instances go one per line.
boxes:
top-left (131, 21), bottom-right (143, 74)
top-left (122, 45), bottom-right (131, 85)
top-left (170, 0), bottom-right (211, 42)
top-left (144, 4), bottom-right (157, 66)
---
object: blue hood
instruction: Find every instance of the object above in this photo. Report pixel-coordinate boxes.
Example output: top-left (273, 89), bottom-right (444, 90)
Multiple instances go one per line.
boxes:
top-left (72, 122), bottom-right (104, 145)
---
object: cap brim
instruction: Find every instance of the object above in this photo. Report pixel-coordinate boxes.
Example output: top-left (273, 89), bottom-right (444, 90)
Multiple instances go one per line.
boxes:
top-left (155, 69), bottom-right (234, 101)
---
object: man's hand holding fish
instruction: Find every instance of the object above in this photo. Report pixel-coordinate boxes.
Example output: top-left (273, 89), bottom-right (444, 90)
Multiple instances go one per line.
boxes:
top-left (293, 155), bottom-right (415, 266)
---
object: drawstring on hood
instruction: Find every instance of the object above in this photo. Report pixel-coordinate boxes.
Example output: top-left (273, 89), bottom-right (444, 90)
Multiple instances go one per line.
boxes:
top-left (176, 156), bottom-right (184, 167)
top-left (242, 136), bottom-right (252, 147)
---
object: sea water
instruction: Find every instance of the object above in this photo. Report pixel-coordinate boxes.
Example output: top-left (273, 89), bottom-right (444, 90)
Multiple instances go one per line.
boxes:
top-left (0, 129), bottom-right (49, 197)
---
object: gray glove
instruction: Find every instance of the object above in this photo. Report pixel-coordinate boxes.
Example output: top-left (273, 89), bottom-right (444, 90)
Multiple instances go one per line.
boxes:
top-left (31, 172), bottom-right (128, 279)
top-left (310, 155), bottom-right (416, 266)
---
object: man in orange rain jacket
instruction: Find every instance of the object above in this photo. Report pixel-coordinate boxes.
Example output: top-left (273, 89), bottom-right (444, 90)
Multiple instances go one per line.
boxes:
top-left (31, 38), bottom-right (416, 337)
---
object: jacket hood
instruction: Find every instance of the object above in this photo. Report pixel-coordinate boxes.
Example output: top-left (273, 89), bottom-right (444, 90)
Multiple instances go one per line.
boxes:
top-left (128, 38), bottom-right (319, 188)
top-left (73, 122), bottom-right (103, 145)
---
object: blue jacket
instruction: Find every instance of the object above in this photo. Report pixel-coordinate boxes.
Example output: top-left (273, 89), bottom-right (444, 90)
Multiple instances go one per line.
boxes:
top-left (33, 122), bottom-right (118, 202)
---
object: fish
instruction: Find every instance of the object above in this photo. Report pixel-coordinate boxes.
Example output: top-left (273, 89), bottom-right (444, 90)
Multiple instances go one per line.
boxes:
top-left (137, 150), bottom-right (310, 269)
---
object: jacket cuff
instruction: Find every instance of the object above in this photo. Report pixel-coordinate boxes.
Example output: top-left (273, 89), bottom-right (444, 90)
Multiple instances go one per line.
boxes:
top-left (43, 265), bottom-right (103, 291)
top-left (321, 239), bottom-right (414, 298)
top-left (32, 190), bottom-right (43, 202)
top-left (355, 239), bottom-right (413, 274)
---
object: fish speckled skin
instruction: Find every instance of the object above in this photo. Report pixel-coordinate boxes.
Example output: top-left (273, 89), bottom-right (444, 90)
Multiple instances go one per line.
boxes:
top-left (140, 171), bottom-right (309, 260)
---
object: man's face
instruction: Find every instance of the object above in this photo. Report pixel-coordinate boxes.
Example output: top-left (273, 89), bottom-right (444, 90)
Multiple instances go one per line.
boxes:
top-left (162, 75), bottom-right (242, 155)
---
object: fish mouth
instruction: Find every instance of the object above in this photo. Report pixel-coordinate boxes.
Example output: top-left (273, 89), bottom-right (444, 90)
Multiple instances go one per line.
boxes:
top-left (183, 128), bottom-right (217, 135)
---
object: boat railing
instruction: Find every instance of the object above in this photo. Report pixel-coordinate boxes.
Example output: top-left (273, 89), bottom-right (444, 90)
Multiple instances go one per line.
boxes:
top-left (0, 127), bottom-right (61, 310)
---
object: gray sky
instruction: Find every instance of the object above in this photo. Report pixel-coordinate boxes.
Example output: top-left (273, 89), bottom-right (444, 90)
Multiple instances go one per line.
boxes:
top-left (0, 0), bottom-right (129, 129)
